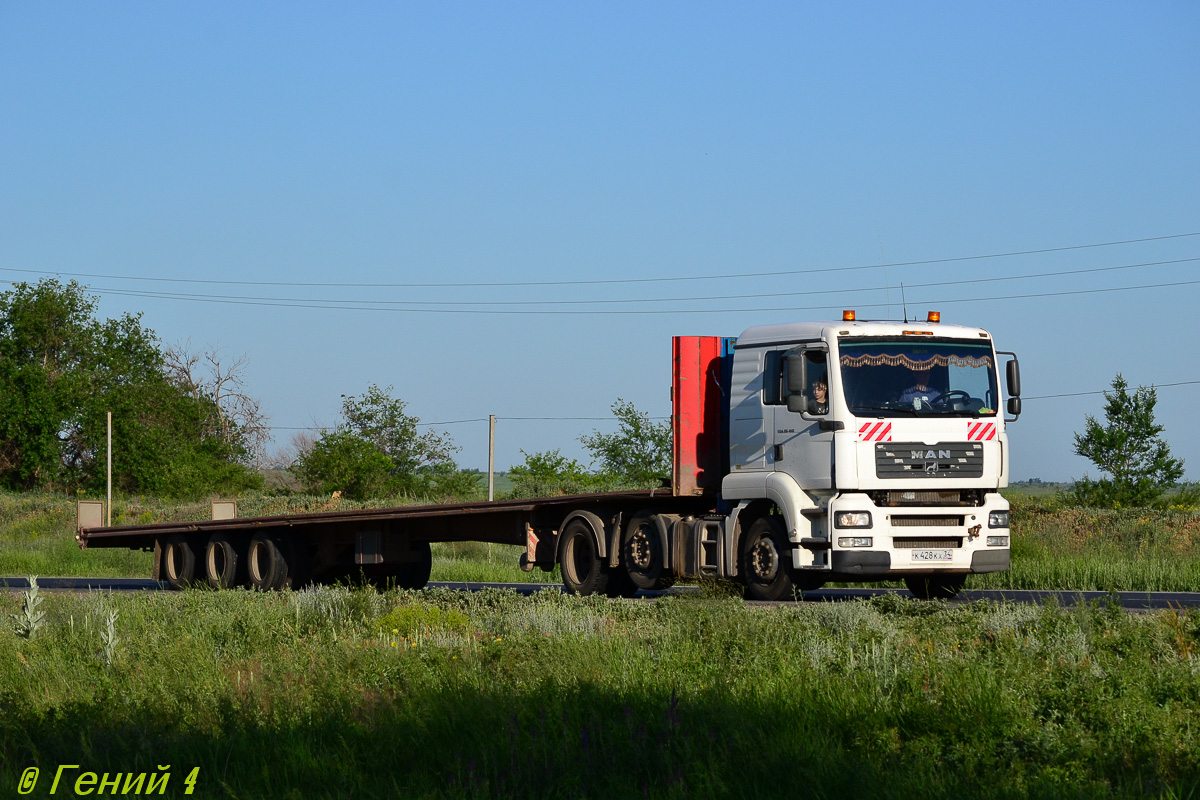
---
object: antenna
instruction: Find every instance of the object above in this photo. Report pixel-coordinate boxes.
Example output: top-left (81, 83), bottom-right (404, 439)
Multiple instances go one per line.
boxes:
top-left (901, 283), bottom-right (908, 323)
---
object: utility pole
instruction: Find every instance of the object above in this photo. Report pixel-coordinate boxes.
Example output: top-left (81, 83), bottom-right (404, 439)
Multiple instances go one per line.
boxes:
top-left (106, 411), bottom-right (112, 527)
top-left (488, 415), bottom-right (496, 501)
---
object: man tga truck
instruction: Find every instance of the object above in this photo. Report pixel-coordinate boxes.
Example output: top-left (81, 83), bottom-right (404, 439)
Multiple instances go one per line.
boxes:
top-left (78, 310), bottom-right (1020, 600)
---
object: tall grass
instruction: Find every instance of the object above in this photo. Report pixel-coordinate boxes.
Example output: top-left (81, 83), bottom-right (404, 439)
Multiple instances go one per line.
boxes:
top-left (1, 587), bottom-right (1197, 798)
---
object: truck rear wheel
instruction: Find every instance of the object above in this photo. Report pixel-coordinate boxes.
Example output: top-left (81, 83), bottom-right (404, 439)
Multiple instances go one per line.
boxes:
top-left (559, 518), bottom-right (610, 596)
top-left (162, 534), bottom-right (200, 589)
top-left (204, 533), bottom-right (245, 590)
top-left (739, 516), bottom-right (796, 602)
top-left (622, 513), bottom-right (674, 591)
top-left (247, 532), bottom-right (289, 591)
top-left (905, 574), bottom-right (966, 600)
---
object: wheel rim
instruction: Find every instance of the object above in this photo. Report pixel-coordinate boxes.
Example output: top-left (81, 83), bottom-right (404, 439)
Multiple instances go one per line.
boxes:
top-left (249, 541), bottom-right (267, 584)
top-left (747, 536), bottom-right (779, 584)
top-left (208, 545), bottom-right (226, 584)
top-left (564, 531), bottom-right (592, 586)
top-left (626, 523), bottom-right (654, 572)
top-left (165, 544), bottom-right (180, 581)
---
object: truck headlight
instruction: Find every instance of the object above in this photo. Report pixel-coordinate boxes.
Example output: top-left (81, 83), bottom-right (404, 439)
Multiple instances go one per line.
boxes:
top-left (834, 511), bottom-right (872, 528)
top-left (988, 510), bottom-right (1010, 528)
top-left (838, 537), bottom-right (874, 548)
top-left (986, 536), bottom-right (1009, 547)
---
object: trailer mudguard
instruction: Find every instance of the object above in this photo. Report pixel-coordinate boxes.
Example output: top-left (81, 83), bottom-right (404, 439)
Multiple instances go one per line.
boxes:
top-left (557, 509), bottom-right (608, 560)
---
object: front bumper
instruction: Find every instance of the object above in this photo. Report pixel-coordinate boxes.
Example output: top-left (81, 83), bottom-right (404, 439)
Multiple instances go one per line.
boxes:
top-left (810, 491), bottom-right (1011, 578)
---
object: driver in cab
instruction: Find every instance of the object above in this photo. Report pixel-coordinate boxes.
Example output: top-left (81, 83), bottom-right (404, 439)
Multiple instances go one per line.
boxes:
top-left (898, 366), bottom-right (941, 410)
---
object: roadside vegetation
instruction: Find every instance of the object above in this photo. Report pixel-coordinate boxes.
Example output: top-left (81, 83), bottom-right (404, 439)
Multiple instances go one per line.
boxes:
top-left (2, 585), bottom-right (1197, 798)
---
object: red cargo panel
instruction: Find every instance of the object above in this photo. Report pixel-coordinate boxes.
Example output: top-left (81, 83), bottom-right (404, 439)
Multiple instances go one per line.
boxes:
top-left (673, 336), bottom-right (724, 496)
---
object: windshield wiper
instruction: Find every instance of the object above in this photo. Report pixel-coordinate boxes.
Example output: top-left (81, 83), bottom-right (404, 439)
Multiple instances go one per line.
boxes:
top-left (850, 404), bottom-right (918, 416)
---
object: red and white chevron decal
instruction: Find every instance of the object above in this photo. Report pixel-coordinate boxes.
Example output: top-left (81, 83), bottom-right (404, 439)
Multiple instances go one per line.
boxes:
top-left (858, 421), bottom-right (893, 442)
top-left (967, 422), bottom-right (997, 441)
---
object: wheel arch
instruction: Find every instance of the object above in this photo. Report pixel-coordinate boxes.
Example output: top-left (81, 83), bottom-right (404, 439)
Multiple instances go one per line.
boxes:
top-left (557, 508), bottom-right (609, 560)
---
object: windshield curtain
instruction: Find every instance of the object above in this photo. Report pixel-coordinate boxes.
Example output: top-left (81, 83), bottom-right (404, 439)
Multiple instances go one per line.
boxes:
top-left (838, 338), bottom-right (998, 417)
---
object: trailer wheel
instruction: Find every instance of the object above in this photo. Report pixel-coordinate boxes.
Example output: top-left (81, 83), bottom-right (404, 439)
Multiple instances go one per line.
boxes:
top-left (162, 533), bottom-right (200, 589)
top-left (559, 519), bottom-right (609, 596)
top-left (739, 516), bottom-right (796, 601)
top-left (622, 514), bottom-right (672, 591)
top-left (393, 541), bottom-right (433, 590)
top-left (904, 574), bottom-right (966, 600)
top-left (247, 532), bottom-right (289, 591)
top-left (204, 533), bottom-right (246, 590)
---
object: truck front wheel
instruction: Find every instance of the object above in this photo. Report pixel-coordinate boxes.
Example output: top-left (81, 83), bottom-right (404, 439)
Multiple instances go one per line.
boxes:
top-left (739, 517), bottom-right (796, 601)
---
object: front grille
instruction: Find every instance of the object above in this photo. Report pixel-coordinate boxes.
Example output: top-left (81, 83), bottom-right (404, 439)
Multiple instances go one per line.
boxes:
top-left (869, 489), bottom-right (984, 506)
top-left (891, 515), bottom-right (964, 527)
top-left (876, 442), bottom-right (984, 479)
top-left (893, 537), bottom-right (964, 549)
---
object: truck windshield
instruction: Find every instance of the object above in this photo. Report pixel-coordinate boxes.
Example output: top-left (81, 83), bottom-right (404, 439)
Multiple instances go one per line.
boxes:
top-left (838, 338), bottom-right (998, 417)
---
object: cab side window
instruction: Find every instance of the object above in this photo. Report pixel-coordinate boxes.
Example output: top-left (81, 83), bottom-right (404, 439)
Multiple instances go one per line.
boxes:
top-left (763, 350), bottom-right (785, 405)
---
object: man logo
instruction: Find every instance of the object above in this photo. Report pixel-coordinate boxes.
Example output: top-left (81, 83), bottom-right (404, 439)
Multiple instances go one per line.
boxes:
top-left (925, 461), bottom-right (939, 474)
top-left (911, 449), bottom-right (951, 460)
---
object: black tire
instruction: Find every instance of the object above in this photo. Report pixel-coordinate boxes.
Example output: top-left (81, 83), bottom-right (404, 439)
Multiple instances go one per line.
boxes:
top-left (622, 514), bottom-right (674, 591)
top-left (558, 518), bottom-right (610, 596)
top-left (905, 574), bottom-right (966, 600)
top-left (247, 532), bottom-right (289, 591)
top-left (162, 533), bottom-right (200, 589)
top-left (204, 533), bottom-right (246, 590)
top-left (739, 516), bottom-right (797, 602)
top-left (393, 541), bottom-right (433, 590)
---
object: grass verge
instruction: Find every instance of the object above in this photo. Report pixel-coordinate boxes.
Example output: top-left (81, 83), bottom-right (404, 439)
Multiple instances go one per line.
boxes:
top-left (1, 587), bottom-right (1198, 798)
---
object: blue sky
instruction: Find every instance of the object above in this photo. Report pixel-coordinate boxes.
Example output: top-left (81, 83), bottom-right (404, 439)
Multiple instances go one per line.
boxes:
top-left (2, 2), bottom-right (1198, 480)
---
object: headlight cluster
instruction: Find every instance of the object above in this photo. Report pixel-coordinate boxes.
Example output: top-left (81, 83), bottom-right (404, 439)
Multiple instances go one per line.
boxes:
top-left (834, 511), bottom-right (872, 529)
top-left (988, 510), bottom-right (1010, 528)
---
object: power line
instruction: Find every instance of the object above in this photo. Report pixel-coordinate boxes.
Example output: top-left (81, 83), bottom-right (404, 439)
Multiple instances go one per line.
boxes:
top-left (269, 415), bottom-right (669, 431)
top-left (65, 274), bottom-right (1200, 315)
top-left (1024, 380), bottom-right (1200, 400)
top-left (23, 255), bottom-right (1194, 309)
top-left (1, 230), bottom-right (1196, 289)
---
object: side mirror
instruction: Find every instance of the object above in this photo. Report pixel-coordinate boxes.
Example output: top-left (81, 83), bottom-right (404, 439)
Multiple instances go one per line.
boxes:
top-left (1007, 397), bottom-right (1022, 417)
top-left (784, 353), bottom-right (809, 413)
top-left (785, 353), bottom-right (807, 395)
top-left (1005, 359), bottom-right (1021, 398)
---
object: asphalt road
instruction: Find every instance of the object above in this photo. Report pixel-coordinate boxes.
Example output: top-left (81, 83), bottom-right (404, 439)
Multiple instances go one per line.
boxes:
top-left (2, 577), bottom-right (1197, 610)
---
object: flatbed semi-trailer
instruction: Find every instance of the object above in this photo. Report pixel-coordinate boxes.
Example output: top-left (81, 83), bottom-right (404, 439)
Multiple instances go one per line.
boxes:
top-left (79, 312), bottom-right (1022, 600)
top-left (77, 489), bottom-right (713, 595)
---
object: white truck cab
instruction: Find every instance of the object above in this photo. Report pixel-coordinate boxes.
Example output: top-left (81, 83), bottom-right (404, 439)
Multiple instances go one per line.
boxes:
top-left (721, 311), bottom-right (1021, 599)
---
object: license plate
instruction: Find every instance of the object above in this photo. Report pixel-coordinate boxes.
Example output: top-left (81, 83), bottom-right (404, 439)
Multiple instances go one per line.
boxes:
top-left (910, 549), bottom-right (953, 562)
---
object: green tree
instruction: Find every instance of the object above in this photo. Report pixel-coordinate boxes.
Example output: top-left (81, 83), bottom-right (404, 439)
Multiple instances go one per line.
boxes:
top-left (0, 279), bottom-right (261, 496)
top-left (1072, 374), bottom-right (1185, 507)
top-left (579, 399), bottom-right (672, 486)
top-left (291, 385), bottom-right (477, 500)
top-left (507, 449), bottom-right (611, 498)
